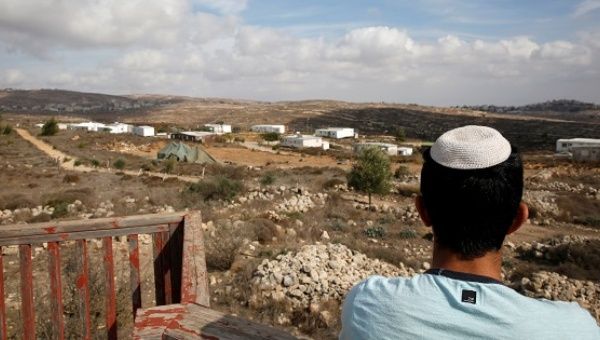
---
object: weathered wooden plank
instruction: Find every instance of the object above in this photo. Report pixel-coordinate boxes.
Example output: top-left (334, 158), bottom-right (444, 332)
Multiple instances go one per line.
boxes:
top-left (152, 232), bottom-right (166, 306)
top-left (0, 212), bottom-right (186, 240)
top-left (128, 234), bottom-right (142, 317)
top-left (19, 244), bottom-right (35, 340)
top-left (183, 304), bottom-right (297, 339)
top-left (47, 242), bottom-right (65, 339)
top-left (0, 224), bottom-right (171, 246)
top-left (75, 240), bottom-right (92, 340)
top-left (180, 212), bottom-right (210, 306)
top-left (0, 247), bottom-right (6, 340)
top-left (136, 303), bottom-right (297, 340)
top-left (103, 237), bottom-right (117, 340)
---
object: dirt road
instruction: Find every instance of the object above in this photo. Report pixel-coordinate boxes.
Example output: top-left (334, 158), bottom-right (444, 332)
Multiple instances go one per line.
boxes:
top-left (15, 128), bottom-right (202, 183)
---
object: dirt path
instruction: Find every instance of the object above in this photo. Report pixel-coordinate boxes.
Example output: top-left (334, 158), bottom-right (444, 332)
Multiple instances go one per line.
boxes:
top-left (15, 128), bottom-right (202, 183)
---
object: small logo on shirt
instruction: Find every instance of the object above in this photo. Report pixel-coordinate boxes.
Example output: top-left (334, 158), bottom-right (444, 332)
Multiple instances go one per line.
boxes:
top-left (461, 290), bottom-right (477, 304)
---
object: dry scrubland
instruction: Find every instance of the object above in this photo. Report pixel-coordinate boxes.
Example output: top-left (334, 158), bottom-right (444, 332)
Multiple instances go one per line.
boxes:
top-left (0, 115), bottom-right (599, 339)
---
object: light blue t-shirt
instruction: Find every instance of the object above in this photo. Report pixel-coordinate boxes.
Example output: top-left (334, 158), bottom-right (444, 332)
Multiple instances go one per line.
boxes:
top-left (340, 270), bottom-right (600, 340)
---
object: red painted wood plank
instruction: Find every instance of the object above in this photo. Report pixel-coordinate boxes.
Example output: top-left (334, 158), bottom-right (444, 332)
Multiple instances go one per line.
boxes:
top-left (19, 244), bottom-right (35, 340)
top-left (103, 237), bottom-right (117, 340)
top-left (75, 240), bottom-right (92, 340)
top-left (128, 234), bottom-right (142, 318)
top-left (47, 242), bottom-right (65, 339)
top-left (0, 246), bottom-right (6, 340)
top-left (152, 232), bottom-right (166, 306)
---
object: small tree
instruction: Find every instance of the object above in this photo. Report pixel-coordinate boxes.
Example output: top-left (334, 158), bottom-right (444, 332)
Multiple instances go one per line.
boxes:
top-left (347, 147), bottom-right (392, 207)
top-left (41, 118), bottom-right (59, 136)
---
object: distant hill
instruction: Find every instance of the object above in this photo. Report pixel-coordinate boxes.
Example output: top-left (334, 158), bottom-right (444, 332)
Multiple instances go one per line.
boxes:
top-left (0, 89), bottom-right (179, 117)
top-left (461, 99), bottom-right (600, 113)
top-left (459, 100), bottom-right (600, 124)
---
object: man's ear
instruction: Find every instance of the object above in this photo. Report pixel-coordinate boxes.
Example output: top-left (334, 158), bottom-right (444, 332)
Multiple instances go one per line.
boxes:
top-left (507, 202), bottom-right (528, 235)
top-left (415, 195), bottom-right (432, 227)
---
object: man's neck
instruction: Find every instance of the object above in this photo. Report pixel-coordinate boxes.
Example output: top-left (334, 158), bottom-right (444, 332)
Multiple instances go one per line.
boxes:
top-left (431, 244), bottom-right (503, 281)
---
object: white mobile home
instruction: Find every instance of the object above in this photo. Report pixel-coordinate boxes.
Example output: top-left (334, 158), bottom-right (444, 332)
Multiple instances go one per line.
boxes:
top-left (315, 127), bottom-right (355, 139)
top-left (68, 122), bottom-right (106, 132)
top-left (556, 138), bottom-right (600, 153)
top-left (354, 142), bottom-right (398, 156)
top-left (36, 123), bottom-right (68, 130)
top-left (133, 125), bottom-right (155, 137)
top-left (101, 122), bottom-right (133, 134)
top-left (251, 125), bottom-right (286, 134)
top-left (170, 131), bottom-right (215, 143)
top-left (204, 124), bottom-right (232, 134)
top-left (281, 135), bottom-right (329, 150)
top-left (398, 147), bottom-right (413, 156)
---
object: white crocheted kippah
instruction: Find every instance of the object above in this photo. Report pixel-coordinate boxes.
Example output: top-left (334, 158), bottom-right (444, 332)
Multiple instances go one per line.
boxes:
top-left (430, 125), bottom-right (512, 170)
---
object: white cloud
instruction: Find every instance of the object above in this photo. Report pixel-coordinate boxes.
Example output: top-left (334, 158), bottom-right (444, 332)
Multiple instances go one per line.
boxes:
top-left (572, 0), bottom-right (600, 17)
top-left (118, 50), bottom-right (167, 71)
top-left (0, 1), bottom-right (598, 105)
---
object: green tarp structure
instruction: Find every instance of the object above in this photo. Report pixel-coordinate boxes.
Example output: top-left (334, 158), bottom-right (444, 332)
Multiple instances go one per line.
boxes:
top-left (157, 142), bottom-right (216, 163)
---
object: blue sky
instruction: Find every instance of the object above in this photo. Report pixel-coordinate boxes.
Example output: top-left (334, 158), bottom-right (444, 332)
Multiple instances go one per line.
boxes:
top-left (0, 0), bottom-right (599, 105)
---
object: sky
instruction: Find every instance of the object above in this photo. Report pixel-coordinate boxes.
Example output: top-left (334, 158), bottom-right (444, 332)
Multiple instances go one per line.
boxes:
top-left (0, 0), bottom-right (599, 105)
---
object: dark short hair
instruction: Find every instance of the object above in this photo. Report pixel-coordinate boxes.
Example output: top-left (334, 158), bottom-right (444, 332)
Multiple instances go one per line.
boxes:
top-left (420, 147), bottom-right (523, 259)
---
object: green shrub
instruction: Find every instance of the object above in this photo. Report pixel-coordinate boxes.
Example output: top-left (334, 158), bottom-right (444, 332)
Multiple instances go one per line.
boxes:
top-left (47, 200), bottom-right (69, 218)
top-left (41, 118), bottom-right (59, 136)
top-left (188, 176), bottom-right (243, 201)
top-left (261, 132), bottom-right (280, 142)
top-left (113, 159), bottom-right (126, 170)
top-left (163, 157), bottom-right (177, 174)
top-left (73, 159), bottom-right (83, 167)
top-left (91, 159), bottom-right (100, 168)
top-left (1, 124), bottom-right (12, 135)
top-left (399, 228), bottom-right (418, 239)
top-left (364, 226), bottom-right (386, 238)
top-left (260, 172), bottom-right (276, 186)
top-left (234, 136), bottom-right (245, 143)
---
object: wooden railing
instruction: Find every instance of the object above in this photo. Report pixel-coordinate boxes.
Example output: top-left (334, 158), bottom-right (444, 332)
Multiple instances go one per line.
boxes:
top-left (0, 211), bottom-right (209, 340)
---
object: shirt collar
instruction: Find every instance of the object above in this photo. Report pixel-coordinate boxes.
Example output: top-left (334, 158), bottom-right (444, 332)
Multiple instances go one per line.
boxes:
top-left (425, 268), bottom-right (504, 285)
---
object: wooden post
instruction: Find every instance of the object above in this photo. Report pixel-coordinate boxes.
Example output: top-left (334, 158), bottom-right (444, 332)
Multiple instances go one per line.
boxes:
top-left (19, 245), bottom-right (35, 340)
top-left (75, 240), bottom-right (91, 340)
top-left (180, 211), bottom-right (209, 306)
top-left (0, 247), bottom-right (6, 340)
top-left (103, 237), bottom-right (117, 340)
top-left (47, 242), bottom-right (65, 339)
top-left (128, 234), bottom-right (142, 317)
